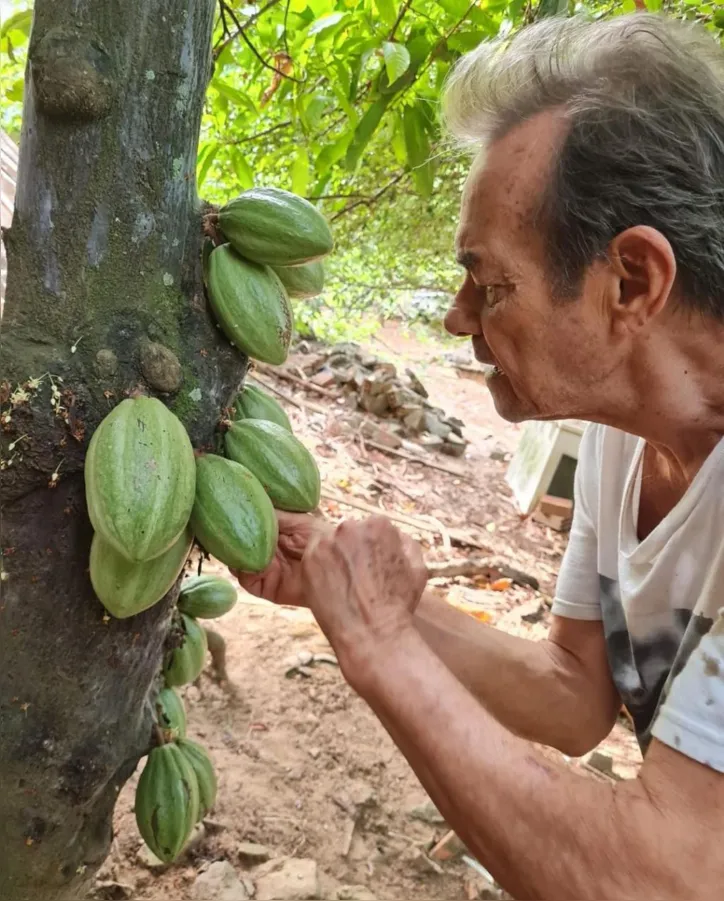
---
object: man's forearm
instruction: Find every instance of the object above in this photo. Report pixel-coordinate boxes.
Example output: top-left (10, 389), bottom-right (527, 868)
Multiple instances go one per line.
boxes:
top-left (350, 627), bottom-right (706, 900)
top-left (413, 591), bottom-right (618, 755)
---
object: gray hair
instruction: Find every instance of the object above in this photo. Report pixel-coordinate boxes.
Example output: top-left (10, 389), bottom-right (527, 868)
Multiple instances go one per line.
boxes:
top-left (443, 14), bottom-right (724, 316)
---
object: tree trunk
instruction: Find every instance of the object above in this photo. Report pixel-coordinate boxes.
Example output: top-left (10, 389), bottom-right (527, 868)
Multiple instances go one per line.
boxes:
top-left (0, 2), bottom-right (243, 898)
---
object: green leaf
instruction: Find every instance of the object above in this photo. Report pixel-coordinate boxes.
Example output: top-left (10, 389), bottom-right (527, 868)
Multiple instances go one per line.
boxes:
top-left (403, 105), bottom-right (434, 198)
top-left (291, 147), bottom-right (310, 196)
top-left (715, 8), bottom-right (724, 28)
top-left (210, 79), bottom-right (257, 114)
top-left (0, 9), bottom-right (32, 41)
top-left (383, 42), bottom-right (411, 85)
top-left (303, 94), bottom-right (331, 130)
top-left (391, 113), bottom-right (407, 167)
top-left (230, 148), bottom-right (254, 190)
top-left (197, 142), bottom-right (220, 188)
top-left (5, 78), bottom-right (24, 102)
top-left (345, 97), bottom-right (390, 171)
top-left (373, 0), bottom-right (397, 26)
top-left (309, 12), bottom-right (345, 36)
top-left (316, 130), bottom-right (353, 178)
top-left (536, 0), bottom-right (569, 18)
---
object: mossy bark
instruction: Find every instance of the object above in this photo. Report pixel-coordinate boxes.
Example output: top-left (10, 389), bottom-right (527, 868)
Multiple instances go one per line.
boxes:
top-left (0, 2), bottom-right (245, 898)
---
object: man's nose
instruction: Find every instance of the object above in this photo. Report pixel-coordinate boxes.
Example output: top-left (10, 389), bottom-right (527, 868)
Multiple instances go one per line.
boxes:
top-left (444, 282), bottom-right (481, 337)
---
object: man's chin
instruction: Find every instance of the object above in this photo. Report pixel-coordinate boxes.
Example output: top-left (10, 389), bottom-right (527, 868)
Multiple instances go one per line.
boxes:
top-left (487, 379), bottom-right (532, 424)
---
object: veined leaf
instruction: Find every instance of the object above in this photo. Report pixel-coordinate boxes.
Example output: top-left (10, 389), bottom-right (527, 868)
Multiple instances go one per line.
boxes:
top-left (345, 97), bottom-right (390, 171)
top-left (197, 142), bottom-right (220, 187)
top-left (291, 146), bottom-right (310, 196)
top-left (403, 105), bottom-right (434, 198)
top-left (309, 12), bottom-right (345, 36)
top-left (373, 0), bottom-right (397, 26)
top-left (383, 42), bottom-right (411, 85)
top-left (0, 9), bottom-right (32, 40)
top-left (211, 79), bottom-right (257, 114)
top-left (230, 148), bottom-right (254, 190)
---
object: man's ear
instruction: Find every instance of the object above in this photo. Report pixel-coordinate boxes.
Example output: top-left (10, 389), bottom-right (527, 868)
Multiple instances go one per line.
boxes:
top-left (606, 226), bottom-right (677, 333)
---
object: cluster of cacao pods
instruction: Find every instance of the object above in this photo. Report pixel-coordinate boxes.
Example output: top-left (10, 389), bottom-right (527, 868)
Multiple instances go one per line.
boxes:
top-left (82, 187), bottom-right (333, 861)
top-left (135, 574), bottom-right (238, 862)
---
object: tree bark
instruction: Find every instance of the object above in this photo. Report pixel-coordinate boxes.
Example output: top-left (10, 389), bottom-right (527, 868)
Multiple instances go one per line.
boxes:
top-left (0, 2), bottom-right (243, 898)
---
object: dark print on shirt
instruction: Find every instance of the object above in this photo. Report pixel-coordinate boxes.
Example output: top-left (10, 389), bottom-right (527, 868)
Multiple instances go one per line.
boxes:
top-left (598, 574), bottom-right (713, 753)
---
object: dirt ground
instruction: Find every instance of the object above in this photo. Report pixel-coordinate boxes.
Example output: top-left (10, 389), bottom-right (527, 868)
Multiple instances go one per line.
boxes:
top-left (96, 323), bottom-right (641, 901)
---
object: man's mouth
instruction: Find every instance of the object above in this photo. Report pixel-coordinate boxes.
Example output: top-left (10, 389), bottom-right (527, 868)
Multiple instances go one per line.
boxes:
top-left (480, 363), bottom-right (504, 380)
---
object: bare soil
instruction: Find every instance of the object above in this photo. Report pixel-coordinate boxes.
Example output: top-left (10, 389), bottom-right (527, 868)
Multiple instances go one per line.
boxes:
top-left (96, 323), bottom-right (641, 901)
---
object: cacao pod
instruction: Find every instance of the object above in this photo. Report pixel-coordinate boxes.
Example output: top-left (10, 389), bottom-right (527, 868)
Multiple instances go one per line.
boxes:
top-left (90, 527), bottom-right (193, 619)
top-left (178, 574), bottom-right (238, 620)
top-left (232, 384), bottom-right (292, 432)
top-left (207, 245), bottom-right (293, 365)
top-left (191, 454), bottom-right (278, 572)
top-left (85, 397), bottom-right (195, 562)
top-left (134, 743), bottom-right (199, 863)
top-left (271, 260), bottom-right (325, 299)
top-left (177, 739), bottom-right (217, 820)
top-left (224, 419), bottom-right (321, 513)
top-left (163, 613), bottom-right (208, 687)
top-left (157, 686), bottom-right (187, 739)
top-left (218, 187), bottom-right (333, 266)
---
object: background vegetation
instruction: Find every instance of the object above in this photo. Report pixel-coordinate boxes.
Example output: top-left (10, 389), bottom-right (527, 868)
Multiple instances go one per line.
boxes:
top-left (2, 0), bottom-right (722, 341)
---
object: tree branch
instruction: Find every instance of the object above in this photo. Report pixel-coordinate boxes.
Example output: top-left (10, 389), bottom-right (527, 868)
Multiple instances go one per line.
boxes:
top-left (213, 0), bottom-right (284, 60)
top-left (387, 0), bottom-right (414, 41)
top-left (330, 170), bottom-right (409, 221)
top-left (223, 120), bottom-right (293, 145)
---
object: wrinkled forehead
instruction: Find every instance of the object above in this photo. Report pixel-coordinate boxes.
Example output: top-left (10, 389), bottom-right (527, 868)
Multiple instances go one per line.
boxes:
top-left (456, 112), bottom-right (566, 253)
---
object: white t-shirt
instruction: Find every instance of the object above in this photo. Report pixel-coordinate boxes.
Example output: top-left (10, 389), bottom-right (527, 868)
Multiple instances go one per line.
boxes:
top-left (552, 423), bottom-right (724, 770)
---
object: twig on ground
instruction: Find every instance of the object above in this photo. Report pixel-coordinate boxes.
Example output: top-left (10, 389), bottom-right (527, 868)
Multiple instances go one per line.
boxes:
top-left (255, 363), bottom-right (339, 398)
top-left (364, 439), bottom-right (470, 480)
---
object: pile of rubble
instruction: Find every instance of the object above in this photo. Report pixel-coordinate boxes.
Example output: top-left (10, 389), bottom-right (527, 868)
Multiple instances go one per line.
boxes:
top-left (293, 342), bottom-right (469, 458)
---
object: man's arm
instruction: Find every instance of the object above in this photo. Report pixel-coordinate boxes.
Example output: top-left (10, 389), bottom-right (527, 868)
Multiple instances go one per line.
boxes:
top-left (354, 625), bottom-right (718, 900)
top-left (413, 592), bottom-right (621, 755)
top-left (301, 517), bottom-right (724, 900)
top-left (237, 511), bottom-right (620, 757)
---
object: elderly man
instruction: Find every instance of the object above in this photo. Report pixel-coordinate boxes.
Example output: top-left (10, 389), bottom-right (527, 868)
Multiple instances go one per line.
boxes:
top-left (238, 13), bottom-right (724, 899)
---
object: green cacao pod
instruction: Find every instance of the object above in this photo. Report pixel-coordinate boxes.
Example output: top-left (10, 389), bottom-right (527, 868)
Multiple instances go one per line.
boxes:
top-left (135, 743), bottom-right (199, 863)
top-left (232, 384), bottom-right (292, 432)
top-left (191, 454), bottom-right (278, 572)
top-left (163, 614), bottom-right (208, 687)
top-left (177, 739), bottom-right (217, 820)
top-left (224, 419), bottom-right (321, 513)
top-left (218, 187), bottom-right (333, 266)
top-left (85, 397), bottom-right (196, 562)
top-left (271, 261), bottom-right (325, 299)
top-left (178, 574), bottom-right (238, 620)
top-left (157, 686), bottom-right (187, 739)
top-left (207, 245), bottom-right (293, 365)
top-left (90, 527), bottom-right (193, 620)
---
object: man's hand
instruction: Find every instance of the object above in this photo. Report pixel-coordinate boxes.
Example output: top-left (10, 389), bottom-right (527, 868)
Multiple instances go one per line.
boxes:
top-left (233, 511), bottom-right (332, 607)
top-left (300, 516), bottom-right (428, 681)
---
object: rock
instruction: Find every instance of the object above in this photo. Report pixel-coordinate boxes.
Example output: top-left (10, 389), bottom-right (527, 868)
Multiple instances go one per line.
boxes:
top-left (403, 407), bottom-right (426, 433)
top-left (333, 887), bottom-right (377, 901)
top-left (384, 386), bottom-right (421, 410)
top-left (441, 432), bottom-right (467, 458)
top-left (136, 843), bottom-right (169, 872)
top-left (140, 340), bottom-right (183, 393)
top-left (400, 439), bottom-right (424, 456)
top-left (310, 370), bottom-right (336, 389)
top-left (255, 858), bottom-right (318, 901)
top-left (424, 412), bottom-right (452, 439)
top-left (360, 420), bottom-right (402, 449)
top-left (95, 349), bottom-right (118, 378)
top-left (93, 881), bottom-right (134, 900)
top-left (418, 433), bottom-right (445, 451)
top-left (193, 861), bottom-right (249, 901)
top-left (409, 799), bottom-right (445, 825)
top-left (238, 842), bottom-right (272, 864)
top-left (404, 368), bottom-right (428, 398)
top-left (360, 392), bottom-right (390, 417)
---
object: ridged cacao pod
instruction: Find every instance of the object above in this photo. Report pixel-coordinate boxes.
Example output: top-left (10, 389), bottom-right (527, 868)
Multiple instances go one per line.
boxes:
top-left (224, 419), bottom-right (320, 513)
top-left (271, 260), bottom-right (325, 299)
top-left (218, 187), bottom-right (333, 266)
top-left (84, 397), bottom-right (195, 562)
top-left (134, 743), bottom-right (199, 863)
top-left (191, 454), bottom-right (278, 572)
top-left (232, 384), bottom-right (292, 432)
top-left (163, 614), bottom-right (208, 687)
top-left (156, 686), bottom-right (187, 739)
top-left (177, 739), bottom-right (217, 820)
top-left (90, 527), bottom-right (193, 619)
top-left (178, 574), bottom-right (238, 620)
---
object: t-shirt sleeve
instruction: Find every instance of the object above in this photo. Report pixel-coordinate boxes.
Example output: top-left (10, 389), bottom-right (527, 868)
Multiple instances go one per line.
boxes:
top-left (550, 424), bottom-right (603, 621)
top-left (652, 609), bottom-right (724, 772)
